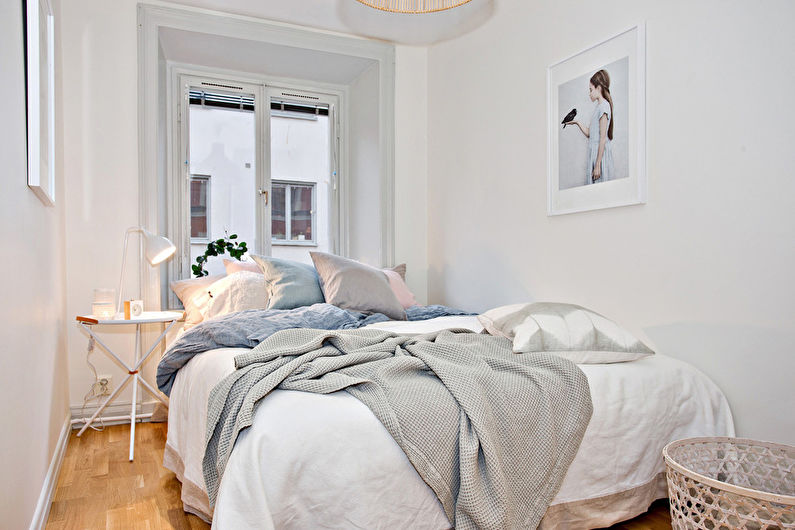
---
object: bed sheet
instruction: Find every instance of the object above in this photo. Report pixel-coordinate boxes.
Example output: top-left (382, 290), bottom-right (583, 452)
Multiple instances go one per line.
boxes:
top-left (164, 315), bottom-right (734, 529)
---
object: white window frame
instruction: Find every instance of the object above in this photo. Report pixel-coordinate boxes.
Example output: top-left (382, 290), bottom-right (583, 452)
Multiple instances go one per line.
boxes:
top-left (189, 174), bottom-right (211, 243)
top-left (167, 72), bottom-right (269, 308)
top-left (271, 180), bottom-right (317, 246)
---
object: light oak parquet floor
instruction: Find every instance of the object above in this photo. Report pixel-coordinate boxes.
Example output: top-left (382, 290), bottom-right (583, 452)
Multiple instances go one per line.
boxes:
top-left (46, 422), bottom-right (207, 530)
top-left (46, 422), bottom-right (671, 529)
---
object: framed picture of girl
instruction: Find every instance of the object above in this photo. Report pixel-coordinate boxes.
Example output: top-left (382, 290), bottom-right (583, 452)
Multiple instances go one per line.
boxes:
top-left (547, 24), bottom-right (646, 216)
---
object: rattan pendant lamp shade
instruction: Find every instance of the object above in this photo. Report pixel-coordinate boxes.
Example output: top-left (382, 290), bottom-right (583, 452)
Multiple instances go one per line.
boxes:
top-left (355, 0), bottom-right (473, 13)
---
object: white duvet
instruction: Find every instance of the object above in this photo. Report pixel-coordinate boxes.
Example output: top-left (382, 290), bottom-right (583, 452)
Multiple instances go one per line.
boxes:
top-left (165, 316), bottom-right (734, 529)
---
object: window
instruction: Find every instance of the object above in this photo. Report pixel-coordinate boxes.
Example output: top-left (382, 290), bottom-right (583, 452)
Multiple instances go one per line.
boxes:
top-left (190, 175), bottom-right (210, 241)
top-left (167, 73), bottom-right (341, 308)
top-left (272, 180), bottom-right (315, 245)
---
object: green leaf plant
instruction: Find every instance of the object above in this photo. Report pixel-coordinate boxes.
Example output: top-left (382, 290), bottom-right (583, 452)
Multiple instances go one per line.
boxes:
top-left (192, 233), bottom-right (248, 277)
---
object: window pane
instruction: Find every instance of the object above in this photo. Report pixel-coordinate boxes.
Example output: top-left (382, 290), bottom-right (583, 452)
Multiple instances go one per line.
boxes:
top-left (271, 184), bottom-right (286, 240)
top-left (291, 185), bottom-right (313, 241)
top-left (190, 178), bottom-right (208, 239)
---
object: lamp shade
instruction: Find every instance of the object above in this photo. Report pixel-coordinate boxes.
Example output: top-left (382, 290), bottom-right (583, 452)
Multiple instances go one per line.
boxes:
top-left (355, 0), bottom-right (472, 13)
top-left (116, 227), bottom-right (176, 317)
top-left (141, 229), bottom-right (176, 265)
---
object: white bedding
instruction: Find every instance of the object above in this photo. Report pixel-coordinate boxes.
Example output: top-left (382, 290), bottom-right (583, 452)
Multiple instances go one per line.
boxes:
top-left (165, 315), bottom-right (734, 529)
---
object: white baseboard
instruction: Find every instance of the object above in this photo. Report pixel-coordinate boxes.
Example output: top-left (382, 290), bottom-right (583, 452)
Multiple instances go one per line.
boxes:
top-left (70, 399), bottom-right (159, 426)
top-left (29, 414), bottom-right (71, 530)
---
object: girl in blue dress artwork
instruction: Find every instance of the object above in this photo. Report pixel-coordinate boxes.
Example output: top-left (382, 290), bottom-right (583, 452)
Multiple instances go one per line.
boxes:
top-left (565, 69), bottom-right (614, 185)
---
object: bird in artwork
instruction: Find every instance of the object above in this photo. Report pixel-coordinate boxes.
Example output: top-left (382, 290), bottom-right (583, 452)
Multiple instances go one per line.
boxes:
top-left (561, 108), bottom-right (577, 127)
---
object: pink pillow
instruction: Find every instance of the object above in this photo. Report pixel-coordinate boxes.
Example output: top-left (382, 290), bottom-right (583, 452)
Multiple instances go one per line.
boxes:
top-left (383, 269), bottom-right (417, 309)
top-left (223, 258), bottom-right (261, 275)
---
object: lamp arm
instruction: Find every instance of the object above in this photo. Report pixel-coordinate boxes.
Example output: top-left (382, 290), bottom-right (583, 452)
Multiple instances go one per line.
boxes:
top-left (116, 227), bottom-right (143, 317)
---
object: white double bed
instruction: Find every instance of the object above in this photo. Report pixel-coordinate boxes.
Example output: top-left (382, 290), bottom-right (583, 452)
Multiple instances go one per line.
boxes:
top-left (164, 315), bottom-right (734, 529)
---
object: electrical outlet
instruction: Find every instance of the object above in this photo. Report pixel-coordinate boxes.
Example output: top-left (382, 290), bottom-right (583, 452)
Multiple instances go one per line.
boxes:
top-left (96, 375), bottom-right (112, 396)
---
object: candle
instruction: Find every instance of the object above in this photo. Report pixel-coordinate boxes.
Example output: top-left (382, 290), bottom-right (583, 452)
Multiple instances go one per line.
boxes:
top-left (92, 288), bottom-right (116, 319)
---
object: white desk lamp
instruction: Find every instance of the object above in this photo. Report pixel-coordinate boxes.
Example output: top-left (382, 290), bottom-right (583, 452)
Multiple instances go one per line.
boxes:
top-left (116, 227), bottom-right (176, 317)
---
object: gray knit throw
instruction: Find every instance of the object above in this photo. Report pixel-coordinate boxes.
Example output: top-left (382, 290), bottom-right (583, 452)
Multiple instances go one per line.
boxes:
top-left (204, 328), bottom-right (592, 529)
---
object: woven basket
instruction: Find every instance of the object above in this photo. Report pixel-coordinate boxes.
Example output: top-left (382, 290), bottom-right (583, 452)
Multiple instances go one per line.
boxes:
top-left (663, 437), bottom-right (795, 529)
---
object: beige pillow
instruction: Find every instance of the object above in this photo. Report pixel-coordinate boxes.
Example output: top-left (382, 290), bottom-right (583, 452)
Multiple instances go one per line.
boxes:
top-left (170, 274), bottom-right (224, 328)
top-left (310, 252), bottom-right (406, 321)
top-left (478, 302), bottom-right (654, 363)
top-left (203, 271), bottom-right (268, 321)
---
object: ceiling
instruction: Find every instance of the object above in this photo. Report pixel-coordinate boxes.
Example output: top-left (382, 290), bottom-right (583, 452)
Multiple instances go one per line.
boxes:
top-left (163, 0), bottom-right (496, 45)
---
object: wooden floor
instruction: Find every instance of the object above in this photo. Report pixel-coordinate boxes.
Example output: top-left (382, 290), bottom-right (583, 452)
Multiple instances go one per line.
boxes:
top-left (46, 422), bottom-right (207, 530)
top-left (46, 422), bottom-right (672, 529)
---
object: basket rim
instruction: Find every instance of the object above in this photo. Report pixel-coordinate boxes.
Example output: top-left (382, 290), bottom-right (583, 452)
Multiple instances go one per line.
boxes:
top-left (662, 436), bottom-right (795, 506)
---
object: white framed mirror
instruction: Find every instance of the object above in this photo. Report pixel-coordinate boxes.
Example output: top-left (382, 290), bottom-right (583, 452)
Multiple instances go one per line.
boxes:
top-left (26, 0), bottom-right (55, 206)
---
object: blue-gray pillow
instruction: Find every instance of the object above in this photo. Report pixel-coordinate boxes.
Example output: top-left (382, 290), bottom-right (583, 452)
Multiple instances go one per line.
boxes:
top-left (250, 255), bottom-right (325, 310)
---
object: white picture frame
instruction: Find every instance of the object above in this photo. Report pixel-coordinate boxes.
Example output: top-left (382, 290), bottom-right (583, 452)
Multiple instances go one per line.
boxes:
top-left (547, 24), bottom-right (646, 216)
top-left (26, 0), bottom-right (56, 206)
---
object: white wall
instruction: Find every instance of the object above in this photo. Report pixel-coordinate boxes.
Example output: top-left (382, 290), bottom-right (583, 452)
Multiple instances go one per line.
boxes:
top-left (347, 62), bottom-right (382, 267)
top-left (344, 46), bottom-right (430, 301)
top-left (348, 49), bottom-right (430, 300)
top-left (394, 45), bottom-right (428, 304)
top-left (61, 0), bottom-right (151, 416)
top-left (427, 0), bottom-right (795, 443)
top-left (0, 0), bottom-right (70, 527)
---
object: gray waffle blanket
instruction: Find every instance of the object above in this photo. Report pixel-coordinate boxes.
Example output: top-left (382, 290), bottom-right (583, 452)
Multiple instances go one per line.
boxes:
top-left (204, 327), bottom-right (593, 529)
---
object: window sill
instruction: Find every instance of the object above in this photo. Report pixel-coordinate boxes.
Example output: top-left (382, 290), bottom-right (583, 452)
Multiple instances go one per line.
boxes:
top-left (272, 241), bottom-right (318, 247)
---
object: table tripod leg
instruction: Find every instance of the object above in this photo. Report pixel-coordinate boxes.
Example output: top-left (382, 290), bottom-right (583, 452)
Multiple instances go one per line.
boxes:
top-left (129, 373), bottom-right (138, 460)
top-left (138, 376), bottom-right (169, 407)
top-left (129, 324), bottom-right (141, 461)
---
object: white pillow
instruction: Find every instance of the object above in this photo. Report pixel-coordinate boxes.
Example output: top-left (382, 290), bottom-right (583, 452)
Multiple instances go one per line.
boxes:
top-left (202, 271), bottom-right (268, 321)
top-left (170, 274), bottom-right (224, 329)
top-left (478, 302), bottom-right (654, 364)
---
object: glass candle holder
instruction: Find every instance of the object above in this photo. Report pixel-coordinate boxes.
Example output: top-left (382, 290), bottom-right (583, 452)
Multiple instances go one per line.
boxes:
top-left (92, 288), bottom-right (116, 319)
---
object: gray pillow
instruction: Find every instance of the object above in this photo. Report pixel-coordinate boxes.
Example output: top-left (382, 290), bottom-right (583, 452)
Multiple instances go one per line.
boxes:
top-left (250, 255), bottom-right (325, 310)
top-left (478, 302), bottom-right (654, 363)
top-left (310, 252), bottom-right (406, 321)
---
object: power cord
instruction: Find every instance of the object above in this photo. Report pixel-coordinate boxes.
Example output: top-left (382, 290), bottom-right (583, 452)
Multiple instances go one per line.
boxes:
top-left (79, 336), bottom-right (106, 431)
